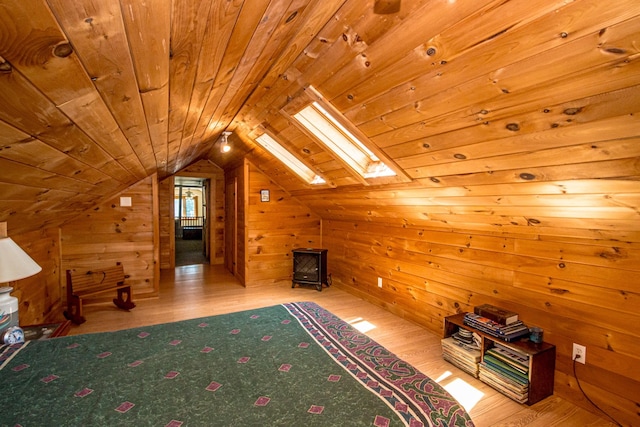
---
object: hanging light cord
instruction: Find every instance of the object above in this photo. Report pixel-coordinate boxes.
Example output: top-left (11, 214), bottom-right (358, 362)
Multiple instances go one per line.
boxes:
top-left (572, 355), bottom-right (622, 426)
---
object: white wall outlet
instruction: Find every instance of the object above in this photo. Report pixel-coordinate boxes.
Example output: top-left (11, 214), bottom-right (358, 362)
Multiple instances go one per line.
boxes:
top-left (572, 343), bottom-right (586, 364)
top-left (120, 196), bottom-right (132, 207)
top-left (377, 277), bottom-right (383, 288)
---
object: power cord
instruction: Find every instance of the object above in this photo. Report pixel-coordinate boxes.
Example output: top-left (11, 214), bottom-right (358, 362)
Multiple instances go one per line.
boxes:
top-left (572, 354), bottom-right (623, 426)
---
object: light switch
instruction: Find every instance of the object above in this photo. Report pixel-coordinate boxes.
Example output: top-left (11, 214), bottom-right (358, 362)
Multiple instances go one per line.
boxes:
top-left (120, 197), bottom-right (132, 207)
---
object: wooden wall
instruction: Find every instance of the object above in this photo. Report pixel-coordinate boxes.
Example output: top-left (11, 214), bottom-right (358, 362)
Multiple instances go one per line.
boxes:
top-left (157, 176), bottom-right (174, 270)
top-left (225, 161), bottom-right (247, 284)
top-left (61, 175), bottom-right (159, 300)
top-left (292, 182), bottom-right (640, 426)
top-left (9, 227), bottom-right (62, 325)
top-left (211, 175), bottom-right (225, 263)
top-left (245, 162), bottom-right (321, 287)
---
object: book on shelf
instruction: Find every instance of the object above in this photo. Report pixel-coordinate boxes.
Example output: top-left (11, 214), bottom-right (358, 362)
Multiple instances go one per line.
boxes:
top-left (485, 349), bottom-right (528, 373)
top-left (489, 344), bottom-right (530, 368)
top-left (474, 304), bottom-right (519, 325)
top-left (441, 337), bottom-right (481, 378)
top-left (442, 337), bottom-right (481, 361)
top-left (463, 313), bottom-right (530, 342)
top-left (479, 365), bottom-right (529, 403)
top-left (483, 354), bottom-right (529, 383)
top-left (482, 353), bottom-right (529, 382)
top-left (479, 363), bottom-right (529, 391)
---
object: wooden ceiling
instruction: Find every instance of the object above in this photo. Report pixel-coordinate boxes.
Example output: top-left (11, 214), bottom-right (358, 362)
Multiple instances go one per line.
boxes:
top-left (1, 0), bottom-right (639, 235)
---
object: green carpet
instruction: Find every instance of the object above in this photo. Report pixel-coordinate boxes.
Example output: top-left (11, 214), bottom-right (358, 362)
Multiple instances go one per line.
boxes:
top-left (0, 302), bottom-right (473, 426)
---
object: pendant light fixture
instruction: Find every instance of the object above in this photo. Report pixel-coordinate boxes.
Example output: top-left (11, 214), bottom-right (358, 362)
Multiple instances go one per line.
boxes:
top-left (220, 131), bottom-right (232, 153)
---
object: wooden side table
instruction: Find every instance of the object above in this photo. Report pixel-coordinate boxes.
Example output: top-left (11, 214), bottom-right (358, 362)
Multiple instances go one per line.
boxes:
top-left (22, 320), bottom-right (71, 341)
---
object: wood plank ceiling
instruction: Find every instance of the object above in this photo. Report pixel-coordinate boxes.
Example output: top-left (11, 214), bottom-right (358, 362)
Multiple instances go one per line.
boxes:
top-left (0, 0), bottom-right (639, 235)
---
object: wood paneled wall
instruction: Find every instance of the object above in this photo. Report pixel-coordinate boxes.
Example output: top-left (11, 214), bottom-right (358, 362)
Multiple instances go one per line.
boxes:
top-left (212, 176), bottom-right (225, 262)
top-left (295, 183), bottom-right (640, 425)
top-left (9, 227), bottom-right (62, 325)
top-left (225, 161), bottom-right (247, 284)
top-left (61, 175), bottom-right (159, 300)
top-left (157, 176), bottom-right (174, 270)
top-left (245, 162), bottom-right (321, 287)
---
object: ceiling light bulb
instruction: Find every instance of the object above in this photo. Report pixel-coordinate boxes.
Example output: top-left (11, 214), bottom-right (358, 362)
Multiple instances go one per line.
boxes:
top-left (220, 131), bottom-right (232, 153)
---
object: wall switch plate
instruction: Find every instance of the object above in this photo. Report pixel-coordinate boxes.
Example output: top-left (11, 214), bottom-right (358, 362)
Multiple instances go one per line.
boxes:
top-left (120, 196), bottom-right (132, 207)
top-left (377, 277), bottom-right (382, 288)
top-left (572, 343), bottom-right (586, 364)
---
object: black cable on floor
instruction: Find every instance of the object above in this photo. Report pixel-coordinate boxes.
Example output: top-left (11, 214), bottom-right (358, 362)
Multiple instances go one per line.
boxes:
top-left (572, 356), bottom-right (623, 427)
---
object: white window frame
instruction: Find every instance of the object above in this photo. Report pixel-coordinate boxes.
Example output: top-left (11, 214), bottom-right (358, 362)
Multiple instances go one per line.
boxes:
top-left (285, 86), bottom-right (410, 185)
top-left (255, 133), bottom-right (326, 185)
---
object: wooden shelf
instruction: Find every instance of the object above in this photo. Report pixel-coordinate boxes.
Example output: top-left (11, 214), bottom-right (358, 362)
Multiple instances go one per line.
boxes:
top-left (444, 313), bottom-right (555, 405)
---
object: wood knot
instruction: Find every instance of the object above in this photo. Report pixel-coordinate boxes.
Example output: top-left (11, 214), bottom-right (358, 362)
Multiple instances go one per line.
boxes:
top-left (54, 43), bottom-right (73, 58)
top-left (604, 47), bottom-right (626, 54)
top-left (506, 123), bottom-right (520, 131)
top-left (0, 61), bottom-right (11, 73)
top-left (286, 11), bottom-right (298, 23)
top-left (426, 47), bottom-right (436, 56)
top-left (519, 173), bottom-right (536, 180)
top-left (563, 107), bottom-right (582, 115)
top-left (454, 153), bottom-right (466, 160)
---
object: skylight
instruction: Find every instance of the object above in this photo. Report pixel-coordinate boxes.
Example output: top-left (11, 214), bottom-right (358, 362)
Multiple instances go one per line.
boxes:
top-left (293, 101), bottom-right (396, 179)
top-left (255, 133), bottom-right (326, 185)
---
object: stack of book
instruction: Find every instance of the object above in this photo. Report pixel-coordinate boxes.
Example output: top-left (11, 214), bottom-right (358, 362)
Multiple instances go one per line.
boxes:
top-left (463, 312), bottom-right (530, 342)
top-left (479, 343), bottom-right (530, 403)
top-left (441, 334), bottom-right (481, 378)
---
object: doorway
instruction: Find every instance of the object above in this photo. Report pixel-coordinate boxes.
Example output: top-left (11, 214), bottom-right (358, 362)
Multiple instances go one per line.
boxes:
top-left (174, 177), bottom-right (209, 266)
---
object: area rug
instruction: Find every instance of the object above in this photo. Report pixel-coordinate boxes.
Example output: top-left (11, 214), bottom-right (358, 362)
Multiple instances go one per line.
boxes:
top-left (0, 302), bottom-right (473, 426)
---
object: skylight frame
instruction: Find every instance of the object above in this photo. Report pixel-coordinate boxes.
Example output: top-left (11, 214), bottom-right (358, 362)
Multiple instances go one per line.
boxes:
top-left (254, 133), bottom-right (326, 185)
top-left (287, 86), bottom-right (409, 184)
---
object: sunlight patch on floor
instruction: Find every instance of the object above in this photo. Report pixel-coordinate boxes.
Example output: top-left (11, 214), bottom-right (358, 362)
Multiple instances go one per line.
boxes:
top-left (441, 376), bottom-right (484, 411)
top-left (347, 317), bottom-right (377, 333)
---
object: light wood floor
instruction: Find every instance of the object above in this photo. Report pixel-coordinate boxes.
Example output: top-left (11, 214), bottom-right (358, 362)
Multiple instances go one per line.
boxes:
top-left (68, 264), bottom-right (613, 427)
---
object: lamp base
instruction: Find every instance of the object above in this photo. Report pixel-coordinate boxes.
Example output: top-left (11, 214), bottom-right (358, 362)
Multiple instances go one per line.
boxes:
top-left (0, 286), bottom-right (19, 335)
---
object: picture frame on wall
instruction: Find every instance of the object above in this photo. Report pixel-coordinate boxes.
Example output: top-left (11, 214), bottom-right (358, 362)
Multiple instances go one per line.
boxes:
top-left (260, 189), bottom-right (270, 202)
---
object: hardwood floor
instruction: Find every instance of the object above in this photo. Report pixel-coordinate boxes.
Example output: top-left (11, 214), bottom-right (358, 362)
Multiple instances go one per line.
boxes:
top-left (67, 264), bottom-right (613, 427)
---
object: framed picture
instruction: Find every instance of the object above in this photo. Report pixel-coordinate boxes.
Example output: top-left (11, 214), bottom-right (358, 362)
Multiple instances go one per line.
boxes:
top-left (260, 189), bottom-right (270, 202)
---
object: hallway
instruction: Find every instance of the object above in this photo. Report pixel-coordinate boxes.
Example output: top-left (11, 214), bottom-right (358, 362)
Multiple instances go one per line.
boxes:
top-left (175, 237), bottom-right (207, 266)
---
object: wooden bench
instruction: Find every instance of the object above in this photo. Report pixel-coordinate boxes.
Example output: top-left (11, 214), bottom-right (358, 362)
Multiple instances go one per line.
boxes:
top-left (63, 262), bottom-right (136, 324)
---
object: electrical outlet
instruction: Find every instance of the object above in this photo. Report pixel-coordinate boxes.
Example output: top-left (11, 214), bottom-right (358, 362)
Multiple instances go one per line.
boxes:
top-left (377, 277), bottom-right (383, 288)
top-left (572, 343), bottom-right (586, 364)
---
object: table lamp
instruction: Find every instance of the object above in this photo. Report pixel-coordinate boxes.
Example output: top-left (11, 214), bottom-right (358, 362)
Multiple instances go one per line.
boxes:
top-left (0, 235), bottom-right (42, 336)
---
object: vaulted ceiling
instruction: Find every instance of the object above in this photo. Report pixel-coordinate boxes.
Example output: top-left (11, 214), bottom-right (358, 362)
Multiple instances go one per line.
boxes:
top-left (1, 0), bottom-right (639, 236)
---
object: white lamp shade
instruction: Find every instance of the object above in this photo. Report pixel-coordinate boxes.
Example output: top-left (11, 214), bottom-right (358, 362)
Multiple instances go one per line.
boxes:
top-left (0, 237), bottom-right (42, 282)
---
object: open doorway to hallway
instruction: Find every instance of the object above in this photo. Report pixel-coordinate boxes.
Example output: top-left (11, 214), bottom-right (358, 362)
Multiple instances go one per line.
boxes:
top-left (174, 176), bottom-right (208, 266)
